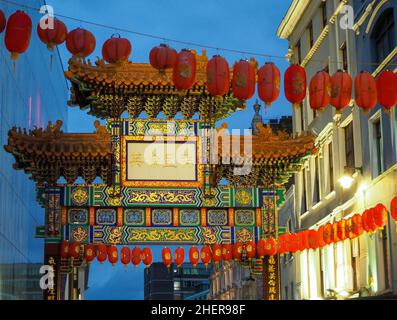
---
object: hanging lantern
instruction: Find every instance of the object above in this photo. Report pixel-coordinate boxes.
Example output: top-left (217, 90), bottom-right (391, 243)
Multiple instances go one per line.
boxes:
top-left (391, 196), bottom-right (397, 220)
top-left (264, 238), bottom-right (277, 256)
top-left (206, 55), bottom-right (230, 97)
top-left (257, 239), bottom-right (266, 258)
top-left (107, 245), bottom-right (118, 266)
top-left (141, 247), bottom-right (153, 268)
top-left (316, 226), bottom-right (326, 248)
top-left (120, 246), bottom-right (131, 267)
top-left (37, 18), bottom-right (67, 51)
top-left (221, 244), bottom-right (232, 262)
top-left (373, 203), bottom-right (388, 229)
top-left (231, 59), bottom-right (255, 101)
top-left (323, 223), bottom-right (333, 245)
top-left (60, 240), bottom-right (69, 259)
top-left (174, 247), bottom-right (185, 268)
top-left (0, 9), bottom-right (6, 33)
top-left (96, 244), bottom-right (107, 264)
top-left (149, 43), bottom-right (177, 72)
top-left (330, 70), bottom-right (352, 111)
top-left (289, 233), bottom-right (299, 253)
top-left (245, 241), bottom-right (256, 260)
top-left (257, 62), bottom-right (280, 107)
top-left (69, 242), bottom-right (81, 260)
top-left (376, 70), bottom-right (397, 111)
top-left (309, 70), bottom-right (331, 111)
top-left (189, 246), bottom-right (200, 267)
top-left (355, 71), bottom-right (377, 112)
top-left (232, 242), bottom-right (243, 261)
top-left (337, 220), bottom-right (347, 241)
top-left (284, 64), bottom-right (307, 108)
top-left (298, 230), bottom-right (310, 251)
top-left (363, 208), bottom-right (377, 232)
top-left (277, 234), bottom-right (288, 255)
top-left (131, 246), bottom-right (141, 268)
top-left (162, 247), bottom-right (172, 268)
top-left (330, 222), bottom-right (340, 243)
top-left (102, 34), bottom-right (132, 64)
top-left (84, 244), bottom-right (96, 263)
top-left (345, 218), bottom-right (354, 239)
top-left (5, 10), bottom-right (32, 60)
top-left (66, 27), bottom-right (96, 58)
top-left (201, 246), bottom-right (212, 266)
top-left (308, 230), bottom-right (319, 250)
top-left (211, 244), bottom-right (222, 264)
top-left (173, 49), bottom-right (196, 90)
top-left (351, 214), bottom-right (364, 238)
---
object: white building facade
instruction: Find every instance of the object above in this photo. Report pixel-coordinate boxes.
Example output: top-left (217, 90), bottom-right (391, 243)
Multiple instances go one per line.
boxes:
top-left (277, 0), bottom-right (397, 300)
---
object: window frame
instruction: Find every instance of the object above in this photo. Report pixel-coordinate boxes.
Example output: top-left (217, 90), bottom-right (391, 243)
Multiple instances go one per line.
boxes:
top-left (369, 110), bottom-right (384, 178)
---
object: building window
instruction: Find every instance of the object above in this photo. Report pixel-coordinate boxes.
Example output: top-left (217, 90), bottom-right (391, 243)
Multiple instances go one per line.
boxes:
top-left (344, 121), bottom-right (355, 169)
top-left (308, 21), bottom-right (314, 48)
top-left (328, 142), bottom-right (334, 192)
top-left (372, 9), bottom-right (395, 63)
top-left (300, 102), bottom-right (304, 131)
top-left (372, 118), bottom-right (383, 176)
top-left (296, 39), bottom-right (302, 64)
top-left (321, 2), bottom-right (327, 29)
top-left (301, 168), bottom-right (308, 215)
top-left (340, 42), bottom-right (348, 71)
top-left (313, 156), bottom-right (320, 205)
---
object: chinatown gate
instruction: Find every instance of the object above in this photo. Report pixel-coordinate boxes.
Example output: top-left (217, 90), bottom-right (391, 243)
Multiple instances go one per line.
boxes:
top-left (5, 51), bottom-right (316, 300)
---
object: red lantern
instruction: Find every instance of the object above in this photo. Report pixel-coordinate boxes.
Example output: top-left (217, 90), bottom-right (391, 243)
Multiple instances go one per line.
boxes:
top-left (173, 49), bottom-right (196, 90)
top-left (289, 233), bottom-right (299, 253)
top-left (141, 247), bottom-right (153, 268)
top-left (69, 242), bottom-right (80, 259)
top-left (345, 218), bottom-right (354, 239)
top-left (330, 70), bottom-right (352, 111)
top-left (206, 55), bottom-right (230, 97)
top-left (212, 244), bottom-right (222, 264)
top-left (131, 246), bottom-right (141, 267)
top-left (5, 10), bottom-right (32, 60)
top-left (323, 223), bottom-right (333, 245)
top-left (277, 234), bottom-right (288, 255)
top-left (308, 230), bottom-right (319, 250)
top-left (96, 244), bottom-right (107, 264)
top-left (391, 196), bottom-right (397, 220)
top-left (264, 238), bottom-right (277, 256)
top-left (201, 246), bottom-right (212, 266)
top-left (0, 9), bottom-right (6, 33)
top-left (257, 62), bottom-right (280, 106)
top-left (309, 71), bottom-right (331, 110)
top-left (337, 220), bottom-right (347, 241)
top-left (149, 43), bottom-right (177, 72)
top-left (102, 34), bottom-right (132, 63)
top-left (66, 27), bottom-right (96, 58)
top-left (189, 246), bottom-right (200, 267)
top-left (377, 70), bottom-right (397, 111)
top-left (330, 222), bottom-right (340, 243)
top-left (298, 230), bottom-right (310, 251)
top-left (37, 18), bottom-right (67, 51)
top-left (363, 208), bottom-right (377, 232)
top-left (60, 240), bottom-right (69, 259)
top-left (221, 244), bottom-right (232, 262)
top-left (245, 241), bottom-right (256, 260)
top-left (174, 247), bottom-right (185, 267)
top-left (317, 227), bottom-right (326, 248)
top-left (107, 246), bottom-right (118, 266)
top-left (355, 71), bottom-right (377, 112)
top-left (232, 59), bottom-right (255, 100)
top-left (373, 203), bottom-right (388, 229)
top-left (351, 214), bottom-right (364, 238)
top-left (162, 247), bottom-right (172, 268)
top-left (284, 64), bottom-right (307, 108)
top-left (120, 246), bottom-right (131, 267)
top-left (257, 239), bottom-right (266, 258)
top-left (84, 244), bottom-right (96, 263)
top-left (232, 242), bottom-right (243, 261)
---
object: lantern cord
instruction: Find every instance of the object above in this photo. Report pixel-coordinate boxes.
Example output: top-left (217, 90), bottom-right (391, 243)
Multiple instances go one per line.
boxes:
top-left (1, 0), bottom-right (397, 67)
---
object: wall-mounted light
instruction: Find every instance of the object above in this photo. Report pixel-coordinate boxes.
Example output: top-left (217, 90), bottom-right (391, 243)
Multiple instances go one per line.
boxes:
top-left (339, 175), bottom-right (354, 189)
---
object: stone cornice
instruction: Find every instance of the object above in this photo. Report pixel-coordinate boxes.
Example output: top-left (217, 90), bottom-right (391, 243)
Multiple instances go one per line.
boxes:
top-left (277, 0), bottom-right (311, 39)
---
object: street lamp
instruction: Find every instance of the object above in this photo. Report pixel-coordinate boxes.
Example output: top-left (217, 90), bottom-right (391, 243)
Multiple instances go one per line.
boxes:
top-left (338, 166), bottom-right (362, 189)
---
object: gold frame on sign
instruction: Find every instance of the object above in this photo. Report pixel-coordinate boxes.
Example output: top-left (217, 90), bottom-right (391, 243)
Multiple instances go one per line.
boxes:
top-left (121, 136), bottom-right (204, 188)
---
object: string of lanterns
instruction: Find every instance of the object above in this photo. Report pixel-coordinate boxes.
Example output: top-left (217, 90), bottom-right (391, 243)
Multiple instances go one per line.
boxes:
top-left (1, 9), bottom-right (396, 113)
top-left (59, 197), bottom-right (397, 268)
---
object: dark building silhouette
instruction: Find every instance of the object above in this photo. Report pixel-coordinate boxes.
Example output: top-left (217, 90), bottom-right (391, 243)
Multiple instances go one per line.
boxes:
top-left (144, 262), bottom-right (210, 300)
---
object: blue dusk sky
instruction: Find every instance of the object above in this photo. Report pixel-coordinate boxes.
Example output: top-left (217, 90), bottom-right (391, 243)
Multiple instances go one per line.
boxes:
top-left (46, 0), bottom-right (292, 300)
